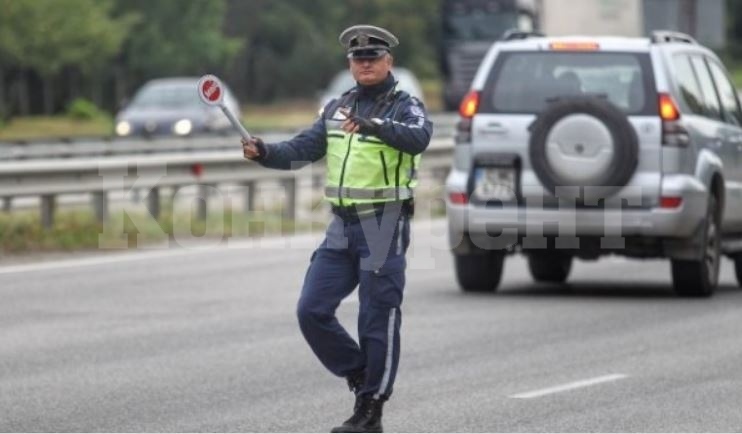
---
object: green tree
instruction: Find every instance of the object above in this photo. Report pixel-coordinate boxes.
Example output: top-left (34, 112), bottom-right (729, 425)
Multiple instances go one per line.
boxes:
top-left (0, 0), bottom-right (134, 114)
top-left (728, 0), bottom-right (742, 56)
top-left (223, 0), bottom-right (440, 103)
top-left (113, 0), bottom-right (242, 99)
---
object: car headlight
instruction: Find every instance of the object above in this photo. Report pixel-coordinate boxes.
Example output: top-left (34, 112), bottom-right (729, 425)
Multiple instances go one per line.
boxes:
top-left (173, 119), bottom-right (193, 136)
top-left (115, 121), bottom-right (131, 136)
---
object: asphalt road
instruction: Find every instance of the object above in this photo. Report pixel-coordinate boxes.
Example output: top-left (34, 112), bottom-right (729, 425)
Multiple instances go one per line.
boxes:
top-left (2, 219), bottom-right (742, 432)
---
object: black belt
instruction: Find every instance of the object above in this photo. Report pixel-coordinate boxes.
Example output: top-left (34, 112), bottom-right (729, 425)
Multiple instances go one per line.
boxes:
top-left (331, 199), bottom-right (414, 223)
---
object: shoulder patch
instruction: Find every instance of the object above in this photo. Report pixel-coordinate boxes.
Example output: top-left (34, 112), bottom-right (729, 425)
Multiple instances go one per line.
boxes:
top-left (409, 105), bottom-right (424, 118)
top-left (409, 96), bottom-right (421, 106)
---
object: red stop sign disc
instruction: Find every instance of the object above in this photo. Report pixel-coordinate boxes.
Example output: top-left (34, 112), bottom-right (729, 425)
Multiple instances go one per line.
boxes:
top-left (197, 75), bottom-right (224, 106)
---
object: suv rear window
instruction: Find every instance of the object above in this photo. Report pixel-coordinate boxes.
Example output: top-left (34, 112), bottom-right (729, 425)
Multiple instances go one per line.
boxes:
top-left (482, 51), bottom-right (656, 115)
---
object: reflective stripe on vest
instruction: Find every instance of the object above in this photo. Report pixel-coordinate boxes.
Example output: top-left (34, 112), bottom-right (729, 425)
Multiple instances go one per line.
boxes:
top-left (324, 186), bottom-right (413, 200)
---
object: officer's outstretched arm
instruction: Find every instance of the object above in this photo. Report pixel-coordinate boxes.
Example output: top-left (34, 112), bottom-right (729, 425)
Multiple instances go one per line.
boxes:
top-left (249, 117), bottom-right (328, 170)
top-left (374, 97), bottom-right (433, 155)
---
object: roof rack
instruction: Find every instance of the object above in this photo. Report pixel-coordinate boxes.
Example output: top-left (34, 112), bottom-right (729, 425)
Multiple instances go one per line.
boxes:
top-left (500, 29), bottom-right (545, 41)
top-left (650, 30), bottom-right (697, 45)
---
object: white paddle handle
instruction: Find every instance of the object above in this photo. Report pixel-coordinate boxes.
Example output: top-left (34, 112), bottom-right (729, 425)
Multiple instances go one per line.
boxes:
top-left (220, 104), bottom-right (252, 140)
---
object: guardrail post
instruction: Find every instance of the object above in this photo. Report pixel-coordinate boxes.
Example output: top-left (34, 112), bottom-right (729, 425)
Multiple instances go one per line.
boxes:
top-left (147, 187), bottom-right (161, 219)
top-left (41, 195), bottom-right (56, 229)
top-left (92, 191), bottom-right (109, 223)
top-left (282, 178), bottom-right (297, 221)
top-left (197, 184), bottom-right (210, 221)
top-left (2, 197), bottom-right (10, 212)
top-left (244, 181), bottom-right (255, 212)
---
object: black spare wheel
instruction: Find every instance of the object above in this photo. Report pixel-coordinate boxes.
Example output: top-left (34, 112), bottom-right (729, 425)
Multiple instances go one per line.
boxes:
top-left (529, 97), bottom-right (639, 202)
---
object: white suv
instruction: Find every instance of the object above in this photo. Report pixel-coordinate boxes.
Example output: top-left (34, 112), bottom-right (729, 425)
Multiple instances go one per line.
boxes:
top-left (445, 31), bottom-right (742, 297)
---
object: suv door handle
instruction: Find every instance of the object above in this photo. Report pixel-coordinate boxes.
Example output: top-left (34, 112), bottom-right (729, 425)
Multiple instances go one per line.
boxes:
top-left (709, 139), bottom-right (724, 149)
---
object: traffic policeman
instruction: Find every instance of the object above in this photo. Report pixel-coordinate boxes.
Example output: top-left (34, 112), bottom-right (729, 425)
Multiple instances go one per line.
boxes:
top-left (242, 25), bottom-right (432, 433)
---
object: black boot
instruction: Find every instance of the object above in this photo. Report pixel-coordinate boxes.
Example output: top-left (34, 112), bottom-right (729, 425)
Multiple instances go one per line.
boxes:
top-left (330, 396), bottom-right (384, 433)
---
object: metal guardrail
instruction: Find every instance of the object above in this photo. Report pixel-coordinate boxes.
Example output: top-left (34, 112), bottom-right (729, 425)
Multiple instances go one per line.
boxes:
top-left (0, 132), bottom-right (294, 161)
top-left (0, 113), bottom-right (458, 161)
top-left (0, 138), bottom-right (454, 228)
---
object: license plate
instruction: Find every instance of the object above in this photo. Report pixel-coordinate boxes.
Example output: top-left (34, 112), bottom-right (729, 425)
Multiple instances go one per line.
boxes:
top-left (474, 167), bottom-right (516, 201)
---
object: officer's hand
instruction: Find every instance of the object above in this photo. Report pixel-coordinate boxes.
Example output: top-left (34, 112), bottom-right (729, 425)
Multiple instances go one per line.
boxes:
top-left (341, 119), bottom-right (360, 134)
top-left (349, 115), bottom-right (381, 135)
top-left (340, 109), bottom-right (360, 134)
top-left (241, 137), bottom-right (263, 160)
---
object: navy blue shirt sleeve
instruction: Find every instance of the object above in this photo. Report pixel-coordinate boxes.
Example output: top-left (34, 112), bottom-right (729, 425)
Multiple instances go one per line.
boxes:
top-left (374, 96), bottom-right (433, 156)
top-left (255, 111), bottom-right (329, 170)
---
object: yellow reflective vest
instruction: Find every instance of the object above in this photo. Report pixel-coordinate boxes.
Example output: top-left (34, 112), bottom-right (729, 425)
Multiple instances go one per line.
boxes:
top-left (323, 92), bottom-right (421, 207)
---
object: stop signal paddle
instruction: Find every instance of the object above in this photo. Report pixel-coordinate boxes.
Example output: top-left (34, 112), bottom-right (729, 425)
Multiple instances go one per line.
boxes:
top-left (197, 74), bottom-right (252, 140)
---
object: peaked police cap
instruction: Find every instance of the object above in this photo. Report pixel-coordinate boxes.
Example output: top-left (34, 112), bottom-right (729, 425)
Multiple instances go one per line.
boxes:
top-left (339, 25), bottom-right (399, 59)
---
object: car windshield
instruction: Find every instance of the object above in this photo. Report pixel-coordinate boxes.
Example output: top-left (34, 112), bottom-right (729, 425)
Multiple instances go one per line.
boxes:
top-left (130, 83), bottom-right (201, 109)
top-left (487, 51), bottom-right (653, 114)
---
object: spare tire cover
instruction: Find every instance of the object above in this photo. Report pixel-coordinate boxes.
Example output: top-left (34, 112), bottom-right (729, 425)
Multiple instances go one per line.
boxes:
top-left (529, 97), bottom-right (639, 201)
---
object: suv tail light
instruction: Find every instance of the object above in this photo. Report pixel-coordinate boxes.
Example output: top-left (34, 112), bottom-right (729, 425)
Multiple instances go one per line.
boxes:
top-left (660, 196), bottom-right (683, 209)
top-left (456, 91), bottom-right (480, 144)
top-left (659, 93), bottom-right (689, 147)
top-left (449, 192), bottom-right (469, 205)
top-left (459, 91), bottom-right (480, 118)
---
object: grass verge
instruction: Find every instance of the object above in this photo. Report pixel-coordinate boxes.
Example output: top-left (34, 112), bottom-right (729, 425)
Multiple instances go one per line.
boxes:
top-left (0, 208), bottom-right (326, 254)
top-left (243, 100), bottom-right (318, 132)
top-left (0, 116), bottom-right (113, 141)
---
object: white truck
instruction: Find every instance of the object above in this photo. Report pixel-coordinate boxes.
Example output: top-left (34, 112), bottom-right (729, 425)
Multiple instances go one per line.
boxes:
top-left (537, 0), bottom-right (725, 48)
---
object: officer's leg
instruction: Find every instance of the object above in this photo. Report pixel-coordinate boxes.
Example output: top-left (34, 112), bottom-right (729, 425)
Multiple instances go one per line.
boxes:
top-left (297, 218), bottom-right (364, 378)
top-left (356, 214), bottom-right (409, 399)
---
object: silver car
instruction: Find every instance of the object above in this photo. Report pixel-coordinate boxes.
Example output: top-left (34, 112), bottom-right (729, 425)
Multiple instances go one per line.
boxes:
top-left (446, 31), bottom-right (742, 296)
top-left (115, 77), bottom-right (241, 138)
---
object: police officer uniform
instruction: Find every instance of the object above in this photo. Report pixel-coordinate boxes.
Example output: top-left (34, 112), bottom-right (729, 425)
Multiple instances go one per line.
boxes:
top-left (248, 25), bottom-right (433, 433)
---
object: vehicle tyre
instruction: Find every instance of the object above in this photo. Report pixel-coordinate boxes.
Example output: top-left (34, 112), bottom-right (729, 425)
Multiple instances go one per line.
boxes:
top-left (529, 97), bottom-right (639, 202)
top-left (733, 255), bottom-right (742, 288)
top-left (671, 195), bottom-right (721, 297)
top-left (528, 252), bottom-right (573, 283)
top-left (454, 251), bottom-right (505, 292)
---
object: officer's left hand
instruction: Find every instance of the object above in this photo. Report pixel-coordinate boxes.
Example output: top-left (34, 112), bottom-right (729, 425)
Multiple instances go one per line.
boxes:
top-left (339, 108), bottom-right (359, 134)
top-left (349, 115), bottom-right (381, 135)
top-left (341, 117), bottom-right (360, 134)
top-left (343, 115), bottom-right (381, 136)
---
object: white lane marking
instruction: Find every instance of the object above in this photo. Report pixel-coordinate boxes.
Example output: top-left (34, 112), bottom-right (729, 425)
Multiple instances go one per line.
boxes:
top-left (0, 249), bottom-right (199, 275)
top-left (0, 234), bottom-right (321, 275)
top-left (509, 374), bottom-right (628, 399)
top-left (0, 218), bottom-right (449, 275)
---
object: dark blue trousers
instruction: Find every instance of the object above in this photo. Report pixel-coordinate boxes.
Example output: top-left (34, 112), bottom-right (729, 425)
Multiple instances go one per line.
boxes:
top-left (297, 206), bottom-right (410, 400)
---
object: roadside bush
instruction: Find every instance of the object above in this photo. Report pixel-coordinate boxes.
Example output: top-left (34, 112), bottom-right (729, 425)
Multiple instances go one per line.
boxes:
top-left (66, 98), bottom-right (106, 120)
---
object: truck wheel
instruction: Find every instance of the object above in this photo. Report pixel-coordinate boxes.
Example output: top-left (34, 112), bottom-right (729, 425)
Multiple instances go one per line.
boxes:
top-left (528, 252), bottom-right (573, 283)
top-left (671, 196), bottom-right (720, 297)
top-left (454, 251), bottom-right (505, 292)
